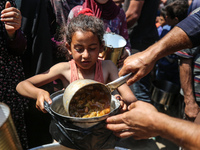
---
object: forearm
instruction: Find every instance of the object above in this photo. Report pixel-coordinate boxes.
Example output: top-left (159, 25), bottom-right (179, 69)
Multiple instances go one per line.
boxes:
top-left (125, 0), bottom-right (144, 28)
top-left (147, 27), bottom-right (193, 63)
top-left (16, 80), bottom-right (47, 100)
top-left (154, 112), bottom-right (200, 150)
top-left (179, 58), bottom-right (195, 103)
top-left (6, 29), bottom-right (27, 55)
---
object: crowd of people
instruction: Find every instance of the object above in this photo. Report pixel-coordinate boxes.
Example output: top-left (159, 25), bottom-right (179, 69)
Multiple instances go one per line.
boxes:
top-left (1, 0), bottom-right (200, 149)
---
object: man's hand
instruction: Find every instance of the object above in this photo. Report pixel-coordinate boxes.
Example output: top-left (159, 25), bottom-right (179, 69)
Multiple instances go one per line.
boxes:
top-left (106, 101), bottom-right (159, 139)
top-left (119, 50), bottom-right (156, 85)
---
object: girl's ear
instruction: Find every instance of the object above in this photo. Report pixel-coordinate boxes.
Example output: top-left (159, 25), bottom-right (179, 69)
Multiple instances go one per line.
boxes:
top-left (66, 42), bottom-right (72, 55)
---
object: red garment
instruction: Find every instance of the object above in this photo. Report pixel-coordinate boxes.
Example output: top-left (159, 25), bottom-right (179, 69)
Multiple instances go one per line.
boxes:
top-left (78, 8), bottom-right (94, 16)
top-left (70, 59), bottom-right (104, 83)
top-left (82, 0), bottom-right (120, 20)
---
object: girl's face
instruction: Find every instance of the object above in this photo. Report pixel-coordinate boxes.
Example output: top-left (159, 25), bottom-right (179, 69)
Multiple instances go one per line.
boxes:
top-left (67, 31), bottom-right (103, 70)
top-left (95, 0), bottom-right (109, 4)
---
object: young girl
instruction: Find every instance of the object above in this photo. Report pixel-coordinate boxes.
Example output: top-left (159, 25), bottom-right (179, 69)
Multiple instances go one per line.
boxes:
top-left (16, 14), bottom-right (137, 113)
top-left (67, 0), bottom-right (131, 68)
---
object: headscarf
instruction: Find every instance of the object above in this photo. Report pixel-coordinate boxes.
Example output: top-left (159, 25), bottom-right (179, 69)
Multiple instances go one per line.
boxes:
top-left (82, 0), bottom-right (120, 20)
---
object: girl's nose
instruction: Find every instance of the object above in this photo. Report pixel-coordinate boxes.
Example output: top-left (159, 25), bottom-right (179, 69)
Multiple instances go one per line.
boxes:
top-left (82, 49), bottom-right (90, 58)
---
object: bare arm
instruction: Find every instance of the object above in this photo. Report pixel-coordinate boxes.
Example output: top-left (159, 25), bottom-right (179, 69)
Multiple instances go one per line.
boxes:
top-left (125, 0), bottom-right (144, 28)
top-left (106, 101), bottom-right (200, 150)
top-left (119, 26), bottom-right (193, 85)
top-left (103, 60), bottom-right (137, 104)
top-left (16, 63), bottom-right (69, 112)
top-left (179, 58), bottom-right (199, 120)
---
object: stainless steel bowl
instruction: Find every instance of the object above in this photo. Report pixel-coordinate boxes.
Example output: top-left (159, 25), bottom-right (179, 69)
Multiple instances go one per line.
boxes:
top-left (49, 90), bottom-right (120, 128)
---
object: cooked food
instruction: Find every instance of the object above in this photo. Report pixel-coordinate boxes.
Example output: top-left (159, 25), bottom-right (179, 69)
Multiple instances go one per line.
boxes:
top-left (69, 85), bottom-right (110, 118)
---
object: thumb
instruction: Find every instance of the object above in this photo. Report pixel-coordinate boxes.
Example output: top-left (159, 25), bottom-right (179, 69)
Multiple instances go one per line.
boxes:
top-left (5, 1), bottom-right (11, 9)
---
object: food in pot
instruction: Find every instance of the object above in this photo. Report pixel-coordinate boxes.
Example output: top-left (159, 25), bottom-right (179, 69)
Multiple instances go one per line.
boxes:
top-left (69, 84), bottom-right (110, 118)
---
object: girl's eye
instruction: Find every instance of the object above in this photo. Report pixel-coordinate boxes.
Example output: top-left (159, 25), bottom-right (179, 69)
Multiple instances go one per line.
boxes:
top-left (75, 48), bottom-right (84, 52)
top-left (89, 47), bottom-right (96, 51)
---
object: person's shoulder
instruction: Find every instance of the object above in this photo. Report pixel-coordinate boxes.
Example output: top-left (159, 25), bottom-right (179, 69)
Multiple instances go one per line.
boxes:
top-left (101, 60), bottom-right (118, 70)
top-left (52, 61), bottom-right (70, 71)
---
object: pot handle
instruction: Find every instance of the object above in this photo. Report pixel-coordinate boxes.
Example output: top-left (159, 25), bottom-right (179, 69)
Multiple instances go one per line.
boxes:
top-left (44, 101), bottom-right (51, 113)
top-left (106, 72), bottom-right (133, 92)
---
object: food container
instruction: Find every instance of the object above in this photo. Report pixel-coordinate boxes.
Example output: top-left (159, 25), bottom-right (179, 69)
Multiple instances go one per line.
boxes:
top-left (44, 90), bottom-right (120, 150)
top-left (0, 103), bottom-right (23, 150)
top-left (100, 32), bottom-right (127, 66)
top-left (150, 80), bottom-right (180, 109)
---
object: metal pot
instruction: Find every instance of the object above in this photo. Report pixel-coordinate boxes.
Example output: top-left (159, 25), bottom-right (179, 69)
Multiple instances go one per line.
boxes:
top-left (63, 73), bottom-right (132, 116)
top-left (44, 90), bottom-right (120, 150)
top-left (45, 90), bottom-right (120, 128)
top-left (150, 80), bottom-right (180, 109)
top-left (0, 103), bottom-right (23, 150)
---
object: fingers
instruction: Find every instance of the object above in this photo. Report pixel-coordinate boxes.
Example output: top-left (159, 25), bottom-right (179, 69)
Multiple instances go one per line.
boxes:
top-left (5, 1), bottom-right (11, 8)
top-left (106, 121), bottom-right (130, 132)
top-left (36, 94), bottom-right (52, 113)
top-left (128, 102), bottom-right (136, 110)
top-left (1, 4), bottom-right (22, 23)
top-left (106, 113), bottom-right (125, 124)
top-left (113, 130), bottom-right (135, 138)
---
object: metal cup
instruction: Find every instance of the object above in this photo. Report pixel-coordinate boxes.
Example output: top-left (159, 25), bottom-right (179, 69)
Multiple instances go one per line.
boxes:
top-left (100, 33), bottom-right (127, 66)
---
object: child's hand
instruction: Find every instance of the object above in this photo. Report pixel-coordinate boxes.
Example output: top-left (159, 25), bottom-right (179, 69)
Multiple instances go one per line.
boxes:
top-left (115, 94), bottom-right (127, 113)
top-left (36, 90), bottom-right (52, 113)
top-left (1, 1), bottom-right (22, 38)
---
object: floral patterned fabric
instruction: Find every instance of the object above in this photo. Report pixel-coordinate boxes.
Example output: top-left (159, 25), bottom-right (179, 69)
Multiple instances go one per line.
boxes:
top-left (0, 0), bottom-right (28, 149)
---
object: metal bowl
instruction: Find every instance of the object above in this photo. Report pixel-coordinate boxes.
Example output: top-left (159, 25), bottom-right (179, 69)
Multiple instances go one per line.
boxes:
top-left (49, 90), bottom-right (120, 128)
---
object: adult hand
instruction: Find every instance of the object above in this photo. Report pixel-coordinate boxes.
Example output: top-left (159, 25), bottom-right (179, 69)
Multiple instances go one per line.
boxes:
top-left (184, 98), bottom-right (199, 121)
top-left (106, 101), bottom-right (159, 139)
top-left (1, 1), bottom-right (22, 38)
top-left (36, 90), bottom-right (52, 113)
top-left (119, 50), bottom-right (157, 85)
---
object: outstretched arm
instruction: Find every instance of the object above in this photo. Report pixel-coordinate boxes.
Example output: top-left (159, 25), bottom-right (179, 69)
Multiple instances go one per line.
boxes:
top-left (119, 26), bottom-right (192, 85)
top-left (106, 101), bottom-right (200, 150)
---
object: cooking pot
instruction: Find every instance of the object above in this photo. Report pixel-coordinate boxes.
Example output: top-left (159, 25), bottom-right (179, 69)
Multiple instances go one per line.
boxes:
top-left (99, 32), bottom-right (127, 66)
top-left (0, 103), bottom-right (23, 150)
top-left (45, 90), bottom-right (120, 128)
top-left (44, 90), bottom-right (120, 150)
top-left (150, 80), bottom-right (180, 110)
top-left (63, 73), bottom-right (132, 116)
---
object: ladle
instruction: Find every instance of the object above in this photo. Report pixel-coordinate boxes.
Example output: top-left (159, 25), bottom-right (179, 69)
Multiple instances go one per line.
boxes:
top-left (63, 73), bottom-right (132, 116)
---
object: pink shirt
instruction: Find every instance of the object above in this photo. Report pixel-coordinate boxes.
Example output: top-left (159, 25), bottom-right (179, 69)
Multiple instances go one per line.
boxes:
top-left (70, 59), bottom-right (104, 83)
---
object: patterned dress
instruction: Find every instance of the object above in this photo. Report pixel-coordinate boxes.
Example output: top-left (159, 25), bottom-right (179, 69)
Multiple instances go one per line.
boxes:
top-left (0, 0), bottom-right (28, 149)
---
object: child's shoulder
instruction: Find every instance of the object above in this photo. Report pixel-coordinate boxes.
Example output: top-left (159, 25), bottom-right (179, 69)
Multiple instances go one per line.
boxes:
top-left (101, 60), bottom-right (118, 69)
top-left (52, 61), bottom-right (71, 70)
